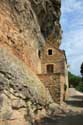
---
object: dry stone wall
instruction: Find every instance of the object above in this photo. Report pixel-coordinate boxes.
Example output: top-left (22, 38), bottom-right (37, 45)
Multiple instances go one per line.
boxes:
top-left (38, 74), bottom-right (64, 104)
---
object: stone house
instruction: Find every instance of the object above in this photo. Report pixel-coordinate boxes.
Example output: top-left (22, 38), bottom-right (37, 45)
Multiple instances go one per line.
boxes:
top-left (37, 39), bottom-right (69, 104)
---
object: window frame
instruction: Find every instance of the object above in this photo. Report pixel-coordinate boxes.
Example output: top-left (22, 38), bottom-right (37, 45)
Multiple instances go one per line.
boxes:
top-left (47, 64), bottom-right (54, 73)
top-left (48, 49), bottom-right (52, 55)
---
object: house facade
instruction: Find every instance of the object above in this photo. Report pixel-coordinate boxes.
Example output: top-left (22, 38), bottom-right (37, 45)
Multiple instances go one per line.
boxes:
top-left (37, 39), bottom-right (69, 104)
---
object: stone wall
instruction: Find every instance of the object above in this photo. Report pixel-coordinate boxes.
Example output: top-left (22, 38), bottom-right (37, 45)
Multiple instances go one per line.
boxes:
top-left (40, 41), bottom-right (65, 74)
top-left (64, 62), bottom-right (69, 99)
top-left (41, 61), bottom-right (65, 74)
top-left (38, 38), bottom-right (68, 104)
top-left (60, 74), bottom-right (65, 102)
top-left (38, 73), bottom-right (65, 104)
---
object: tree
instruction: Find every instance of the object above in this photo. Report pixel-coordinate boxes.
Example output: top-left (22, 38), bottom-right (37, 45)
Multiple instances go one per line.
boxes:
top-left (68, 71), bottom-right (83, 92)
top-left (76, 63), bottom-right (83, 92)
top-left (80, 62), bottom-right (83, 78)
top-left (68, 71), bottom-right (81, 88)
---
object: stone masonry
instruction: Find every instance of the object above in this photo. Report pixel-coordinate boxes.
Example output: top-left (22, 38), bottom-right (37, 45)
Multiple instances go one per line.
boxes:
top-left (38, 38), bottom-right (69, 104)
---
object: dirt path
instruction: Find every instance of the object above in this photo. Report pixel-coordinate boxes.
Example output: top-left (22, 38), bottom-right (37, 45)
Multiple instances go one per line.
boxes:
top-left (65, 88), bottom-right (83, 112)
top-left (39, 88), bottom-right (83, 125)
top-left (40, 114), bottom-right (83, 125)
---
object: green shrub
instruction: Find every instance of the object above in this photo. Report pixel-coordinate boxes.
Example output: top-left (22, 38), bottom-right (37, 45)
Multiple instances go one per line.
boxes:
top-left (76, 82), bottom-right (83, 92)
top-left (68, 71), bottom-right (81, 88)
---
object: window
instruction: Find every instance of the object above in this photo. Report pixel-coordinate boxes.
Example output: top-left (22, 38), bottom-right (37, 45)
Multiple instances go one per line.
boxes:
top-left (47, 64), bottom-right (54, 73)
top-left (48, 49), bottom-right (52, 55)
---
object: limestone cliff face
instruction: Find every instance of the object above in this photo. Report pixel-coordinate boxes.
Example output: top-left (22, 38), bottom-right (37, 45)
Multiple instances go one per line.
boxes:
top-left (0, 0), bottom-right (61, 73)
top-left (31, 0), bottom-right (62, 46)
top-left (0, 0), bottom-right (61, 125)
top-left (0, 47), bottom-right (51, 125)
top-left (0, 0), bottom-right (44, 73)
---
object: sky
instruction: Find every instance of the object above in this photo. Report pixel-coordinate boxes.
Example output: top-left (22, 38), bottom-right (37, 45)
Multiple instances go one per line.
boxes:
top-left (60, 0), bottom-right (83, 76)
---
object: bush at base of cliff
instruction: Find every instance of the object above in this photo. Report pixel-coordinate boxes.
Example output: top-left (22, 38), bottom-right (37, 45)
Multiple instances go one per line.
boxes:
top-left (68, 71), bottom-right (81, 88)
top-left (76, 82), bottom-right (83, 92)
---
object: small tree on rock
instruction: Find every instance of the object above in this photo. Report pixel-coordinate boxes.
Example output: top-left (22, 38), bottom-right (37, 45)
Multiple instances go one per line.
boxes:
top-left (80, 62), bottom-right (83, 79)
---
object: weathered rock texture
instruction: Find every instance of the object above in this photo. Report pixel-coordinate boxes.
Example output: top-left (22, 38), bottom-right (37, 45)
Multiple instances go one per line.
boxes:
top-left (0, 0), bottom-right (61, 73)
top-left (0, 47), bottom-right (51, 125)
top-left (0, 0), bottom-right (61, 125)
top-left (0, 0), bottom-right (44, 73)
top-left (31, 0), bottom-right (61, 43)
